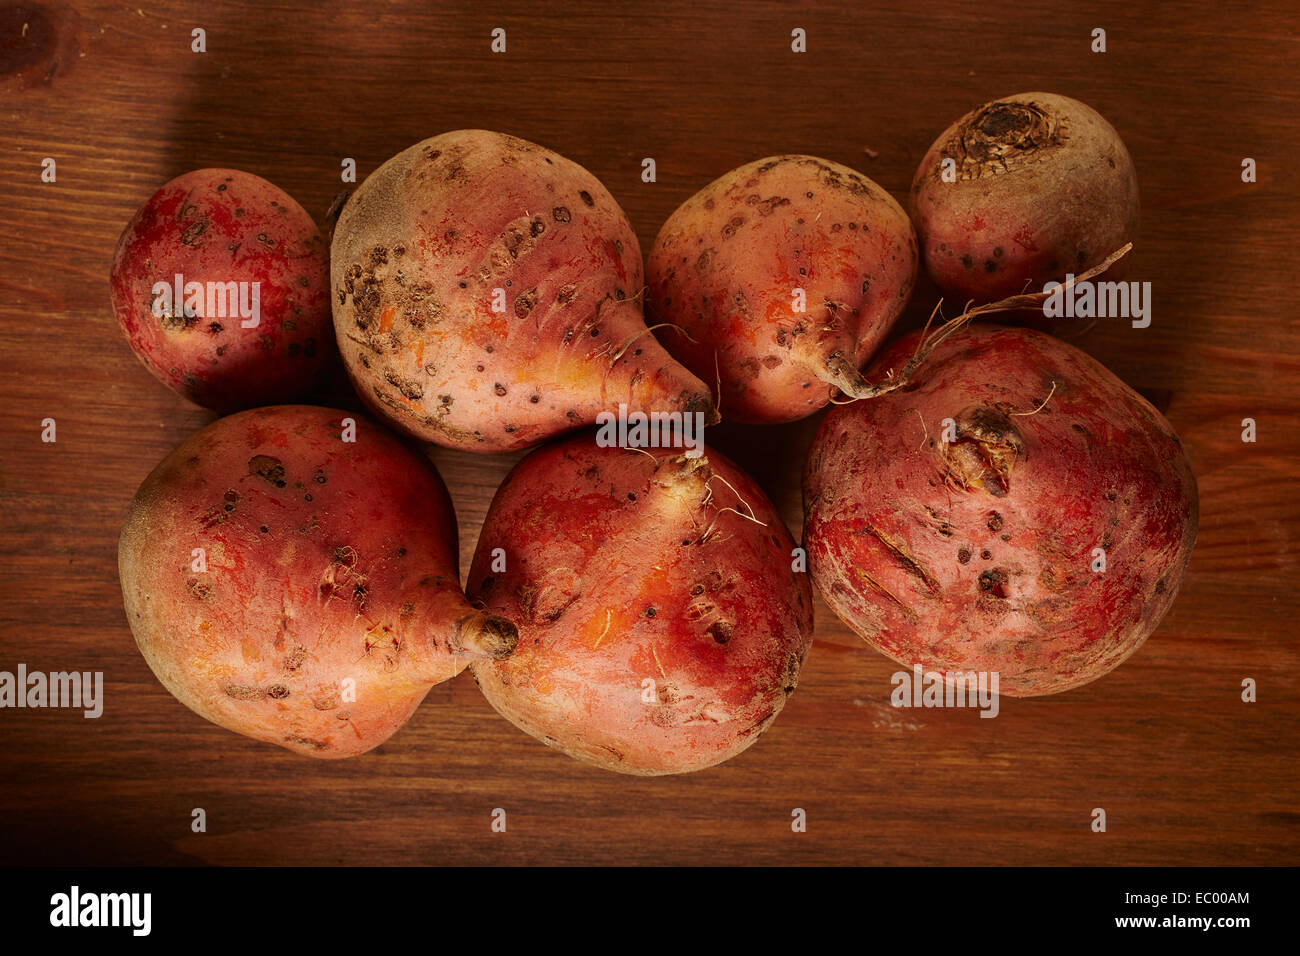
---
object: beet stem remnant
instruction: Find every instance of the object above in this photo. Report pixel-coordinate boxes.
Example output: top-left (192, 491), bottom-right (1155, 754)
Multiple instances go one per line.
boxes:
top-left (822, 242), bottom-right (1133, 401)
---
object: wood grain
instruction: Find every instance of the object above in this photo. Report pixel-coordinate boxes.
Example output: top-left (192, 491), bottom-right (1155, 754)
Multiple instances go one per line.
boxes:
top-left (1, 0), bottom-right (1297, 866)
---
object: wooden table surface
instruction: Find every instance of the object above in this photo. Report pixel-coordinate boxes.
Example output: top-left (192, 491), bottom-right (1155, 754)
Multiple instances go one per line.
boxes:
top-left (1, 0), bottom-right (1297, 866)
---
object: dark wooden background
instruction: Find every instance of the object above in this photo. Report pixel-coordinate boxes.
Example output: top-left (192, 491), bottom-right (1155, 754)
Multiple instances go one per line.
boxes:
top-left (1, 0), bottom-right (1297, 866)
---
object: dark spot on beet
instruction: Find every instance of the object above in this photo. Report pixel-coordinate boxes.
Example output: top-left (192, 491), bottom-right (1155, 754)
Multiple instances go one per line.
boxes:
top-left (987, 511), bottom-right (1004, 532)
top-left (385, 370), bottom-right (423, 400)
top-left (223, 684), bottom-right (265, 701)
top-left (180, 219), bottom-right (209, 245)
top-left (981, 549), bottom-right (992, 560)
top-left (958, 547), bottom-right (972, 564)
top-left (979, 103), bottom-right (1034, 137)
top-left (708, 621), bottom-right (733, 644)
top-left (248, 455), bottom-right (286, 488)
top-left (978, 568), bottom-right (1010, 598)
top-left (962, 254), bottom-right (974, 269)
top-left (578, 190), bottom-right (594, 206)
top-left (513, 287), bottom-right (538, 318)
top-left (266, 685), bottom-right (290, 700)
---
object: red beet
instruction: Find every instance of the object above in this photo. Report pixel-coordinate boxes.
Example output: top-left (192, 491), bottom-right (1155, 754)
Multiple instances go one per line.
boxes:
top-left (910, 92), bottom-right (1139, 307)
top-left (803, 324), bottom-right (1197, 696)
top-left (467, 435), bottom-right (814, 774)
top-left (330, 130), bottom-right (716, 452)
top-left (647, 154), bottom-right (917, 423)
top-left (119, 405), bottom-right (517, 757)
top-left (111, 169), bottom-right (334, 411)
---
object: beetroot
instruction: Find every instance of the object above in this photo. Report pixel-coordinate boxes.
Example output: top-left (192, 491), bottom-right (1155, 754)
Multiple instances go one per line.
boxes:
top-left (910, 92), bottom-right (1139, 306)
top-left (803, 324), bottom-right (1197, 696)
top-left (330, 130), bottom-right (717, 452)
top-left (119, 405), bottom-right (517, 757)
top-left (646, 154), bottom-right (917, 423)
top-left (110, 169), bottom-right (334, 411)
top-left (466, 435), bottom-right (814, 774)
